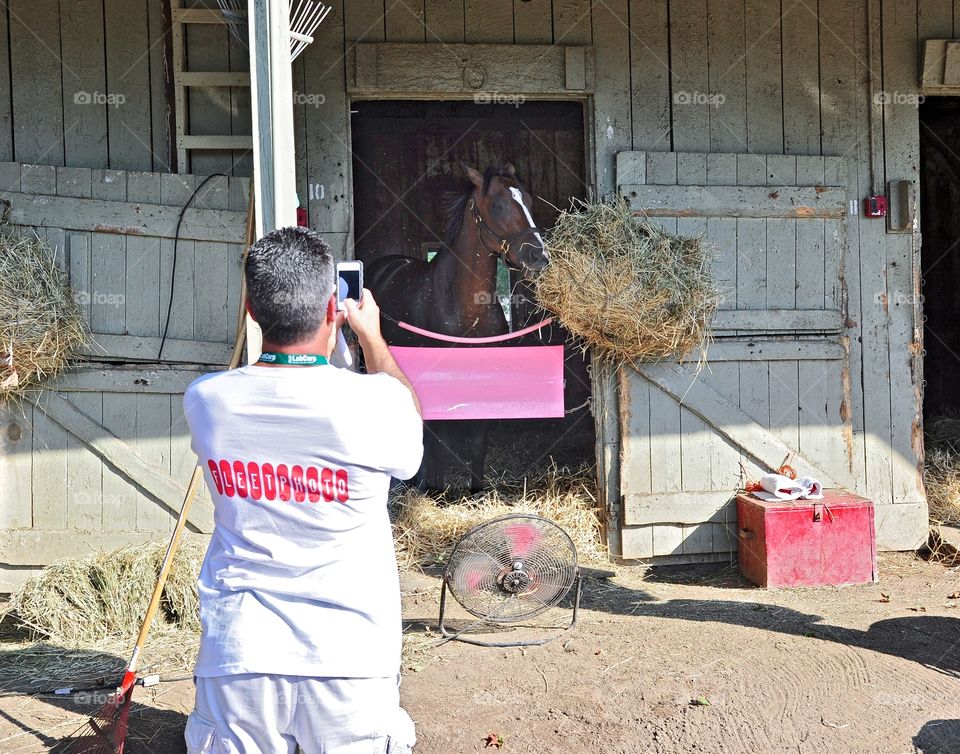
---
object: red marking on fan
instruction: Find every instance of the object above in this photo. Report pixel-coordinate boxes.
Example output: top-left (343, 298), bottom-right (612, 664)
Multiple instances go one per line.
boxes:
top-left (504, 523), bottom-right (541, 557)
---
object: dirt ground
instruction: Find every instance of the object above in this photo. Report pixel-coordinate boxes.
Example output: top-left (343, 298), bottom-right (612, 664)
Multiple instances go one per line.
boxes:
top-left (2, 553), bottom-right (960, 753)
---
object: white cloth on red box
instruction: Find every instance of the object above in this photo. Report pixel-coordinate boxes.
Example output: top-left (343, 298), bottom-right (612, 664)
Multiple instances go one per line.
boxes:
top-left (754, 474), bottom-right (824, 501)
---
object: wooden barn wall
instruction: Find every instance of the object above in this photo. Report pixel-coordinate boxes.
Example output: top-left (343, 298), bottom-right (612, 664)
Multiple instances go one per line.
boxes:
top-left (328, 0), bottom-right (943, 559)
top-left (0, 0), bottom-right (173, 172)
top-left (0, 163), bottom-right (246, 591)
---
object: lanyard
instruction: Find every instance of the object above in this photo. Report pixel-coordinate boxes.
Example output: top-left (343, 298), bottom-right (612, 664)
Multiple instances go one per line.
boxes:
top-left (257, 352), bottom-right (329, 366)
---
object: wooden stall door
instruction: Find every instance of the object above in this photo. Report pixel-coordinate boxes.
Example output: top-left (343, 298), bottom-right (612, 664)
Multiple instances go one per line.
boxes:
top-left (0, 164), bottom-right (248, 580)
top-left (616, 151), bottom-right (854, 561)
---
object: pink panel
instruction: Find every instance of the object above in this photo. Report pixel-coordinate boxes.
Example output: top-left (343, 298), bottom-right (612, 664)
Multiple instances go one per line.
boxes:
top-left (389, 345), bottom-right (565, 421)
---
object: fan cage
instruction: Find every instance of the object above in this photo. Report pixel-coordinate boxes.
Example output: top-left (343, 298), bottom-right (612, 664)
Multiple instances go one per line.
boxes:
top-left (443, 513), bottom-right (579, 624)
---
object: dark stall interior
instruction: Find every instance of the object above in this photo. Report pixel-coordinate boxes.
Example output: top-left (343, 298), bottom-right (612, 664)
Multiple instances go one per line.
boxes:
top-left (350, 100), bottom-right (594, 481)
top-left (920, 97), bottom-right (960, 423)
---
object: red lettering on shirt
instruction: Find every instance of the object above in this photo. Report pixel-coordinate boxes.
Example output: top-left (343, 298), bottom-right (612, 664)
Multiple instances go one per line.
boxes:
top-left (207, 460), bottom-right (224, 495)
top-left (205, 459), bottom-right (349, 505)
top-left (262, 463), bottom-right (276, 501)
top-left (247, 462), bottom-right (263, 500)
top-left (306, 466), bottom-right (320, 503)
top-left (233, 460), bottom-right (249, 498)
top-left (218, 459), bottom-right (236, 497)
top-left (276, 464), bottom-right (291, 502)
top-left (335, 469), bottom-right (349, 503)
top-left (290, 465), bottom-right (306, 503)
top-left (320, 467), bottom-right (334, 502)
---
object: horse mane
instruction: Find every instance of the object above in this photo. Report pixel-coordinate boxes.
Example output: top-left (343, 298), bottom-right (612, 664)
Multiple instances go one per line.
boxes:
top-left (443, 166), bottom-right (516, 249)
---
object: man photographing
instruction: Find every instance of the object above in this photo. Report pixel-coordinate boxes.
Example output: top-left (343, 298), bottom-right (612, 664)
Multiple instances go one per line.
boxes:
top-left (183, 226), bottom-right (423, 753)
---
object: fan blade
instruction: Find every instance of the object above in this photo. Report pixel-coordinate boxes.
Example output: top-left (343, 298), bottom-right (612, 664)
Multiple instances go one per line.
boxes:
top-left (502, 523), bottom-right (542, 558)
top-left (453, 553), bottom-right (500, 594)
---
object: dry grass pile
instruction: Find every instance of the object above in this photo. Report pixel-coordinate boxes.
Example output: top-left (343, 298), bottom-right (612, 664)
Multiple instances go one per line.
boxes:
top-left (6, 537), bottom-right (206, 645)
top-left (535, 195), bottom-right (720, 363)
top-left (392, 463), bottom-right (607, 569)
top-left (925, 416), bottom-right (960, 525)
top-left (0, 229), bottom-right (87, 401)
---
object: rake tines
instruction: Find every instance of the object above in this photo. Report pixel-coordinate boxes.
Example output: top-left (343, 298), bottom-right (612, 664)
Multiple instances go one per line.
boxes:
top-left (52, 675), bottom-right (135, 754)
top-left (217, 0), bottom-right (331, 60)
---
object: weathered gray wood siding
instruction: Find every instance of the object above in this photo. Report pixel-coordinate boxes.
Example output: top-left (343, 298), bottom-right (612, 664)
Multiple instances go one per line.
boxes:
top-left (2, 0), bottom-right (173, 172)
top-left (0, 0), bottom-right (947, 578)
top-left (330, 0), bottom-right (936, 561)
top-left (0, 163), bottom-right (246, 590)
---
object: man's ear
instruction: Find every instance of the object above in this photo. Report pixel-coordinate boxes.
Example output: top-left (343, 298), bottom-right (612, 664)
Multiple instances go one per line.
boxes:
top-left (244, 298), bottom-right (256, 321)
top-left (325, 293), bottom-right (337, 323)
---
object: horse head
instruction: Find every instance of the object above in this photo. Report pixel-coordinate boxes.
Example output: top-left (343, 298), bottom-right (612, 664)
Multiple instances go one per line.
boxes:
top-left (462, 163), bottom-right (550, 278)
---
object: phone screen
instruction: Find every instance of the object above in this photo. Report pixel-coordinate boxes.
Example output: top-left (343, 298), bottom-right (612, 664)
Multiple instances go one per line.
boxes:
top-left (337, 269), bottom-right (361, 303)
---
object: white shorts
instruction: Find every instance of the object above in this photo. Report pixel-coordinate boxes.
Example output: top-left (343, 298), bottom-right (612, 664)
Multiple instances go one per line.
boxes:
top-left (184, 674), bottom-right (416, 754)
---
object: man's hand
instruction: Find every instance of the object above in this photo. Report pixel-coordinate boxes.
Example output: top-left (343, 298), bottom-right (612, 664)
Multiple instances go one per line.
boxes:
top-left (343, 289), bottom-right (383, 349)
top-left (345, 289), bottom-right (421, 416)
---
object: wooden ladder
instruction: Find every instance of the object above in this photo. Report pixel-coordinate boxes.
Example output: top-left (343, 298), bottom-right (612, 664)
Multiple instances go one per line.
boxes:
top-left (170, 0), bottom-right (253, 174)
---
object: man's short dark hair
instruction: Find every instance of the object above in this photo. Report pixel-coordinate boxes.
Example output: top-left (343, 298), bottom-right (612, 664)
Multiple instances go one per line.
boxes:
top-left (245, 226), bottom-right (335, 345)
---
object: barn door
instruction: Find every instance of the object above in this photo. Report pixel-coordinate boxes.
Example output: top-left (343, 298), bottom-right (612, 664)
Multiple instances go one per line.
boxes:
top-left (615, 151), bottom-right (853, 561)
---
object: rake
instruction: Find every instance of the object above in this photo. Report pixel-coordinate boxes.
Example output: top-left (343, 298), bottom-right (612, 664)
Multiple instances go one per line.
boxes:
top-left (217, 0), bottom-right (332, 61)
top-left (51, 187), bottom-right (257, 754)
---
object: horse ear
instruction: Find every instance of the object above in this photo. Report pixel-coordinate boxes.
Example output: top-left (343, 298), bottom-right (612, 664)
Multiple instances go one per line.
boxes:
top-left (461, 162), bottom-right (484, 188)
top-left (504, 162), bottom-right (516, 177)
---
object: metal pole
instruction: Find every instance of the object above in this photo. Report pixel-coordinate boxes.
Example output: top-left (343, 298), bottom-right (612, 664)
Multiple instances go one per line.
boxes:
top-left (246, 0), bottom-right (298, 362)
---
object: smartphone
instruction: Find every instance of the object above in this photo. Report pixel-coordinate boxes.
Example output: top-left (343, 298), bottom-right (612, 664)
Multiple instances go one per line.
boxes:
top-left (336, 260), bottom-right (363, 311)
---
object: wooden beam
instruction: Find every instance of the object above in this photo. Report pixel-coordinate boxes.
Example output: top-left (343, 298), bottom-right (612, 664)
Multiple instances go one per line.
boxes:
top-left (81, 334), bottom-right (234, 364)
top-left (712, 309), bottom-right (843, 333)
top-left (172, 7), bottom-right (226, 24)
top-left (620, 185), bottom-right (847, 218)
top-left (52, 366), bottom-right (215, 394)
top-left (623, 491), bottom-right (734, 526)
top-left (177, 135), bottom-right (254, 151)
top-left (0, 529), bottom-right (211, 566)
top-left (681, 339), bottom-right (845, 363)
top-left (346, 43), bottom-right (595, 95)
top-left (0, 190), bottom-right (245, 243)
top-left (29, 392), bottom-right (214, 533)
top-left (634, 362), bottom-right (839, 484)
top-left (176, 71), bottom-right (251, 87)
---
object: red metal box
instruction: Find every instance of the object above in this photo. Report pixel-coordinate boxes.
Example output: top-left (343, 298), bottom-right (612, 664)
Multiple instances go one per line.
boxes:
top-left (736, 489), bottom-right (878, 588)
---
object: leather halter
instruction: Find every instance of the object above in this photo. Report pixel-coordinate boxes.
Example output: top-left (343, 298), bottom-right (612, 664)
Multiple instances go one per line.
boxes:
top-left (469, 197), bottom-right (544, 270)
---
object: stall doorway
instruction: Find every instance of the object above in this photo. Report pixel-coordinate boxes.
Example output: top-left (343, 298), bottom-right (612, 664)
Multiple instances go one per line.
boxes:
top-left (920, 97), bottom-right (960, 422)
top-left (350, 100), bottom-right (593, 480)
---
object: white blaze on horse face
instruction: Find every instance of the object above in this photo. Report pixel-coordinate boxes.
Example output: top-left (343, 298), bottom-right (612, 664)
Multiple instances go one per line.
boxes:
top-left (508, 187), bottom-right (548, 258)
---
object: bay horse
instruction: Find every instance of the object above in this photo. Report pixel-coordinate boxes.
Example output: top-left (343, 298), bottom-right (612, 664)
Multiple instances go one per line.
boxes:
top-left (365, 163), bottom-right (550, 492)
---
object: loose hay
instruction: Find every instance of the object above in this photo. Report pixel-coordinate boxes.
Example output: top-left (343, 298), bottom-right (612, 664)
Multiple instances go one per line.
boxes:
top-left (0, 229), bottom-right (88, 400)
top-left (4, 468), bottom-right (605, 684)
top-left (6, 537), bottom-right (206, 646)
top-left (392, 463), bottom-right (607, 569)
top-left (535, 195), bottom-right (721, 363)
top-left (925, 415), bottom-right (960, 526)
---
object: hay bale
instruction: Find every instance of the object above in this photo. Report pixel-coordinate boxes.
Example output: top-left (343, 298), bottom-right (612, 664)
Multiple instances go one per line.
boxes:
top-left (392, 463), bottom-right (607, 569)
top-left (6, 536), bottom-right (206, 645)
top-left (0, 229), bottom-right (87, 401)
top-left (535, 195), bottom-right (721, 363)
top-left (924, 416), bottom-right (960, 526)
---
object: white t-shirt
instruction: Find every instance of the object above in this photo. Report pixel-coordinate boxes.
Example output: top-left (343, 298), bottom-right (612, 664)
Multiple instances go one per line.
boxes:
top-left (183, 363), bottom-right (423, 679)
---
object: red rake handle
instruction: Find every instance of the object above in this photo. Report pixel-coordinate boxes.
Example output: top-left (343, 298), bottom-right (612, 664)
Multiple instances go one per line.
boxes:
top-left (123, 185), bottom-right (254, 681)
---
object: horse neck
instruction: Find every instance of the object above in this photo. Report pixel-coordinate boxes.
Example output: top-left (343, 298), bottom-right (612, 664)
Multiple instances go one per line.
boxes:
top-left (444, 207), bottom-right (499, 304)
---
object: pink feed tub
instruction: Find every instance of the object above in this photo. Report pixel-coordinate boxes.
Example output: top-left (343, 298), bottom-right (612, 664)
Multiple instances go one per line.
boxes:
top-left (388, 319), bottom-right (565, 421)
